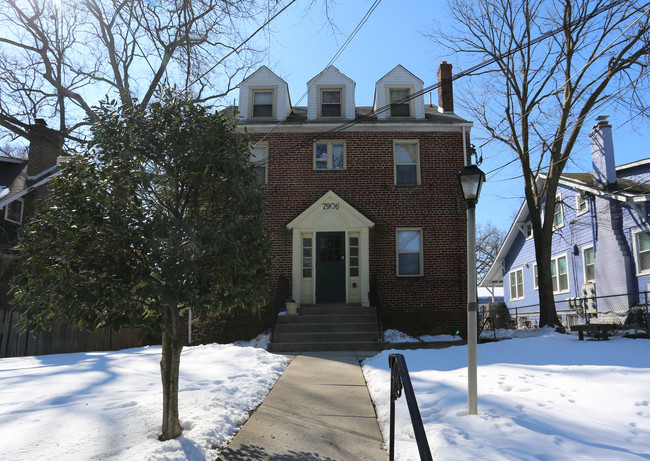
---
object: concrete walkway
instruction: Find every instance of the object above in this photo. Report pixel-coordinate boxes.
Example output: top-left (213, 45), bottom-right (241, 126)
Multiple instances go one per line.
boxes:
top-left (218, 351), bottom-right (387, 461)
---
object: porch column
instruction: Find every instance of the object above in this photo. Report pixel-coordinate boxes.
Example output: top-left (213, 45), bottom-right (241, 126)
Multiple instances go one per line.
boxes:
top-left (360, 227), bottom-right (370, 307)
top-left (291, 228), bottom-right (302, 303)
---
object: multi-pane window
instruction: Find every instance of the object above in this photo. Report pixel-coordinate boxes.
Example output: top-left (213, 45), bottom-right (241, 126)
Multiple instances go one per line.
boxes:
top-left (252, 90), bottom-right (273, 118)
top-left (349, 236), bottom-right (359, 277)
top-left (4, 199), bottom-right (23, 224)
top-left (314, 141), bottom-right (345, 170)
top-left (554, 196), bottom-right (564, 228)
top-left (250, 145), bottom-right (267, 184)
top-left (302, 237), bottom-right (313, 278)
top-left (394, 141), bottom-right (419, 185)
top-left (583, 246), bottom-right (595, 282)
top-left (389, 88), bottom-right (410, 117)
top-left (533, 264), bottom-right (538, 290)
top-left (551, 255), bottom-right (569, 293)
top-left (320, 89), bottom-right (342, 117)
top-left (397, 229), bottom-right (422, 276)
top-left (525, 222), bottom-right (533, 239)
top-left (509, 268), bottom-right (524, 300)
top-left (636, 231), bottom-right (650, 273)
top-left (576, 193), bottom-right (589, 216)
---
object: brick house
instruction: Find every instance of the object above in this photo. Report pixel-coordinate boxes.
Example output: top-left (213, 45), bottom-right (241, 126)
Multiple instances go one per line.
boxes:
top-left (233, 63), bottom-right (473, 338)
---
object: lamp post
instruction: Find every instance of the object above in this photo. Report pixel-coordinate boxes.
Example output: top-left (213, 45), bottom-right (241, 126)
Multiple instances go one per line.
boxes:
top-left (457, 164), bottom-right (485, 416)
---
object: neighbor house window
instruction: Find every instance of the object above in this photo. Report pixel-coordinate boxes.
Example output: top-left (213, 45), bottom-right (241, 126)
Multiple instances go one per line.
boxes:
top-left (525, 222), bottom-right (533, 239)
top-left (349, 236), bottom-right (359, 277)
top-left (582, 246), bottom-right (595, 283)
top-left (635, 231), bottom-right (650, 274)
top-left (551, 254), bottom-right (569, 293)
top-left (4, 199), bottom-right (23, 224)
top-left (302, 236), bottom-right (313, 278)
top-left (533, 263), bottom-right (538, 290)
top-left (397, 229), bottom-right (422, 276)
top-left (394, 141), bottom-right (420, 185)
top-left (314, 141), bottom-right (345, 170)
top-left (252, 90), bottom-right (273, 118)
top-left (389, 88), bottom-right (411, 117)
top-left (320, 88), bottom-right (342, 117)
top-left (509, 268), bottom-right (524, 300)
top-left (576, 193), bottom-right (589, 216)
top-left (554, 195), bottom-right (564, 228)
top-left (250, 144), bottom-right (267, 184)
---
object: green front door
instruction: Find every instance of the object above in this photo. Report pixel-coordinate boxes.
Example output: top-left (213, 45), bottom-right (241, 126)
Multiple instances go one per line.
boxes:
top-left (316, 232), bottom-right (346, 303)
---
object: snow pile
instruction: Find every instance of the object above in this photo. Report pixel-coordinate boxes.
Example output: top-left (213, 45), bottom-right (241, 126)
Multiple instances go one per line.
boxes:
top-left (363, 329), bottom-right (650, 460)
top-left (0, 343), bottom-right (289, 460)
top-left (384, 329), bottom-right (462, 343)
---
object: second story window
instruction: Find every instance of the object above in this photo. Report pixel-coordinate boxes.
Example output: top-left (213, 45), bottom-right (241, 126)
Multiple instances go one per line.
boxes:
top-left (554, 195), bottom-right (564, 228)
top-left (320, 89), bottom-right (342, 117)
top-left (314, 141), bottom-right (345, 170)
top-left (250, 144), bottom-right (267, 184)
top-left (394, 141), bottom-right (419, 185)
top-left (389, 88), bottom-right (410, 117)
top-left (252, 90), bottom-right (273, 118)
top-left (4, 198), bottom-right (24, 224)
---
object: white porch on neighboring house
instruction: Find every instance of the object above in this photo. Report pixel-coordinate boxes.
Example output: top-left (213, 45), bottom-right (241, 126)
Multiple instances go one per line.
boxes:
top-left (287, 190), bottom-right (375, 306)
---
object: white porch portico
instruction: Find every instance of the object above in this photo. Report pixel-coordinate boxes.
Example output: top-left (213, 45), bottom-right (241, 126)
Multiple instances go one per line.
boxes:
top-left (287, 190), bottom-right (375, 306)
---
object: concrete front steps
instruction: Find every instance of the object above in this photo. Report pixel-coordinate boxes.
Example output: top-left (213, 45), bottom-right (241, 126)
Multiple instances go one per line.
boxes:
top-left (268, 304), bottom-right (381, 352)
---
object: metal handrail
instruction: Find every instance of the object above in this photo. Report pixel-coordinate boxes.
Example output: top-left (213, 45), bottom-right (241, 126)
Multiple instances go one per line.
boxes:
top-left (269, 274), bottom-right (289, 343)
top-left (370, 273), bottom-right (383, 343)
top-left (389, 353), bottom-right (433, 461)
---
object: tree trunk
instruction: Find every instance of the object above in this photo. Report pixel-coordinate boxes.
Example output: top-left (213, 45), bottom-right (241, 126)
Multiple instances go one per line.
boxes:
top-left (159, 315), bottom-right (184, 441)
top-left (535, 219), bottom-right (561, 328)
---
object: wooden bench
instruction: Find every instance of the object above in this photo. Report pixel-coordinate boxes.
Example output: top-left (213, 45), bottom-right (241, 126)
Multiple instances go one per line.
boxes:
top-left (570, 323), bottom-right (620, 341)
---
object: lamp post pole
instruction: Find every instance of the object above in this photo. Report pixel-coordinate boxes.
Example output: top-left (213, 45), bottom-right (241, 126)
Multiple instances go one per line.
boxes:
top-left (457, 164), bottom-right (485, 416)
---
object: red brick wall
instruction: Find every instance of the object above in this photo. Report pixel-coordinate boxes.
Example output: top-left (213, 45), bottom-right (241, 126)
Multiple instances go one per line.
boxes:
top-left (257, 129), bottom-right (468, 336)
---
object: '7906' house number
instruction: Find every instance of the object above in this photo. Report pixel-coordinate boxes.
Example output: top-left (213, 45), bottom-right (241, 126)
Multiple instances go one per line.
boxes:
top-left (322, 202), bottom-right (340, 210)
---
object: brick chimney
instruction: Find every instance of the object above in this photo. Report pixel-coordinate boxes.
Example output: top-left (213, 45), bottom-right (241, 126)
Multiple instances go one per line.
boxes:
top-left (590, 116), bottom-right (616, 190)
top-left (437, 61), bottom-right (454, 113)
top-left (27, 118), bottom-right (62, 179)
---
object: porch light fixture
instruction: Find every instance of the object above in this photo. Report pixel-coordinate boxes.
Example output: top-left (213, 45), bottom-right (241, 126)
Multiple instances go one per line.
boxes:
top-left (457, 164), bottom-right (485, 416)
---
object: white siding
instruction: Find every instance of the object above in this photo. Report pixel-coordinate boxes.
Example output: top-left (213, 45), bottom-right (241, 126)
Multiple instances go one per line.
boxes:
top-left (307, 66), bottom-right (356, 120)
top-left (374, 65), bottom-right (425, 120)
top-left (238, 66), bottom-right (291, 120)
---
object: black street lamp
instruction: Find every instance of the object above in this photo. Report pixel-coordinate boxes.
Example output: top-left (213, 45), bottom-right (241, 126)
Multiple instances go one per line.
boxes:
top-left (457, 164), bottom-right (485, 415)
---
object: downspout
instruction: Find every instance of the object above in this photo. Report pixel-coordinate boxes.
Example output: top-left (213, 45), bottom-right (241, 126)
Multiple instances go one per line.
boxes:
top-left (462, 126), bottom-right (468, 166)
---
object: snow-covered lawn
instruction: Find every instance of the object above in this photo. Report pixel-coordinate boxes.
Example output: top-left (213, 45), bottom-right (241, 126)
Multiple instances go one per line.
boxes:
top-left (363, 329), bottom-right (650, 461)
top-left (0, 334), bottom-right (288, 460)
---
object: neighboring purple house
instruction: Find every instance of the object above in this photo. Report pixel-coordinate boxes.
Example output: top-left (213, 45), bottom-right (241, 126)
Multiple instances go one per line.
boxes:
top-left (481, 117), bottom-right (650, 327)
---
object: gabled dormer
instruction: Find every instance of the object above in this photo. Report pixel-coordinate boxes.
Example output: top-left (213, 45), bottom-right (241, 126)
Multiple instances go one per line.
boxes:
top-left (373, 65), bottom-right (425, 120)
top-left (306, 66), bottom-right (356, 120)
top-left (238, 66), bottom-right (291, 121)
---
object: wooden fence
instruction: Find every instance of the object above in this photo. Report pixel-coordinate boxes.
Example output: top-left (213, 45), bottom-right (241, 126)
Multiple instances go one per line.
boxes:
top-left (0, 308), bottom-right (151, 358)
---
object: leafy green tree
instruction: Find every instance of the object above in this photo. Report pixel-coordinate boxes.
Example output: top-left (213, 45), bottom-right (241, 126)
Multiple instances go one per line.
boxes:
top-left (11, 89), bottom-right (272, 440)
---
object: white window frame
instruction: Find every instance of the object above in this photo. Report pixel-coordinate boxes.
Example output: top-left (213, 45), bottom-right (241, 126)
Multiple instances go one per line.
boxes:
top-left (396, 228), bottom-right (423, 277)
top-left (313, 141), bottom-right (346, 170)
top-left (393, 140), bottom-right (420, 186)
top-left (250, 142), bottom-right (268, 184)
top-left (318, 87), bottom-right (344, 118)
top-left (533, 263), bottom-right (538, 290)
top-left (509, 268), bottom-right (524, 301)
top-left (525, 222), bottom-right (533, 240)
top-left (250, 88), bottom-right (275, 119)
top-left (302, 235), bottom-right (313, 279)
top-left (576, 193), bottom-right (589, 216)
top-left (632, 229), bottom-right (650, 275)
top-left (550, 253), bottom-right (570, 294)
top-left (553, 194), bottom-right (565, 229)
top-left (387, 86), bottom-right (413, 118)
top-left (4, 198), bottom-right (24, 225)
top-left (582, 245), bottom-right (595, 283)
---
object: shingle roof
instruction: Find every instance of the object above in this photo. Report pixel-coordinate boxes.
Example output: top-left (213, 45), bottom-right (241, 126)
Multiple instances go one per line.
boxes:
top-left (561, 172), bottom-right (650, 195)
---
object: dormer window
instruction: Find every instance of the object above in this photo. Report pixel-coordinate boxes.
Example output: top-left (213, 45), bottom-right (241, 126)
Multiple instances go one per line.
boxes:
top-left (389, 88), bottom-right (411, 117)
top-left (252, 89), bottom-right (274, 118)
top-left (320, 89), bottom-right (342, 117)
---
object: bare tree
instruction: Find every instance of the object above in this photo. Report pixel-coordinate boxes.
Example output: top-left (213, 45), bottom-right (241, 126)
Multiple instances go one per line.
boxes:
top-left (433, 0), bottom-right (650, 327)
top-left (477, 223), bottom-right (506, 284)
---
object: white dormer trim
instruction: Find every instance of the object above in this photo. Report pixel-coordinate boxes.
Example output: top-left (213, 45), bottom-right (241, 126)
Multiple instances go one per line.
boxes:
top-left (238, 66), bottom-right (291, 121)
top-left (374, 65), bottom-right (425, 120)
top-left (307, 66), bottom-right (356, 120)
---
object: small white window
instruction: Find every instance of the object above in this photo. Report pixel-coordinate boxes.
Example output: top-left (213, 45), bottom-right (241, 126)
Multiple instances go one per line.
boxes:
top-left (252, 90), bottom-right (273, 118)
top-left (553, 195), bottom-right (564, 229)
top-left (389, 88), bottom-right (411, 117)
top-left (302, 236), bottom-right (313, 278)
top-left (509, 268), bottom-right (524, 300)
top-left (250, 144), bottom-right (267, 184)
top-left (533, 263), bottom-right (538, 290)
top-left (525, 222), bottom-right (533, 240)
top-left (314, 141), bottom-right (345, 170)
top-left (551, 254), bottom-right (569, 293)
top-left (582, 246), bottom-right (595, 283)
top-left (394, 141), bottom-right (420, 185)
top-left (320, 89), bottom-right (342, 118)
top-left (634, 230), bottom-right (650, 274)
top-left (4, 199), bottom-right (23, 224)
top-left (397, 229), bottom-right (422, 276)
top-left (349, 236), bottom-right (359, 277)
top-left (576, 193), bottom-right (589, 216)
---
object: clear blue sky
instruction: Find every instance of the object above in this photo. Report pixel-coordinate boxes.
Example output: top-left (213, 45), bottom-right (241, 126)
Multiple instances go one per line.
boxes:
top-left (260, 0), bottom-right (650, 230)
